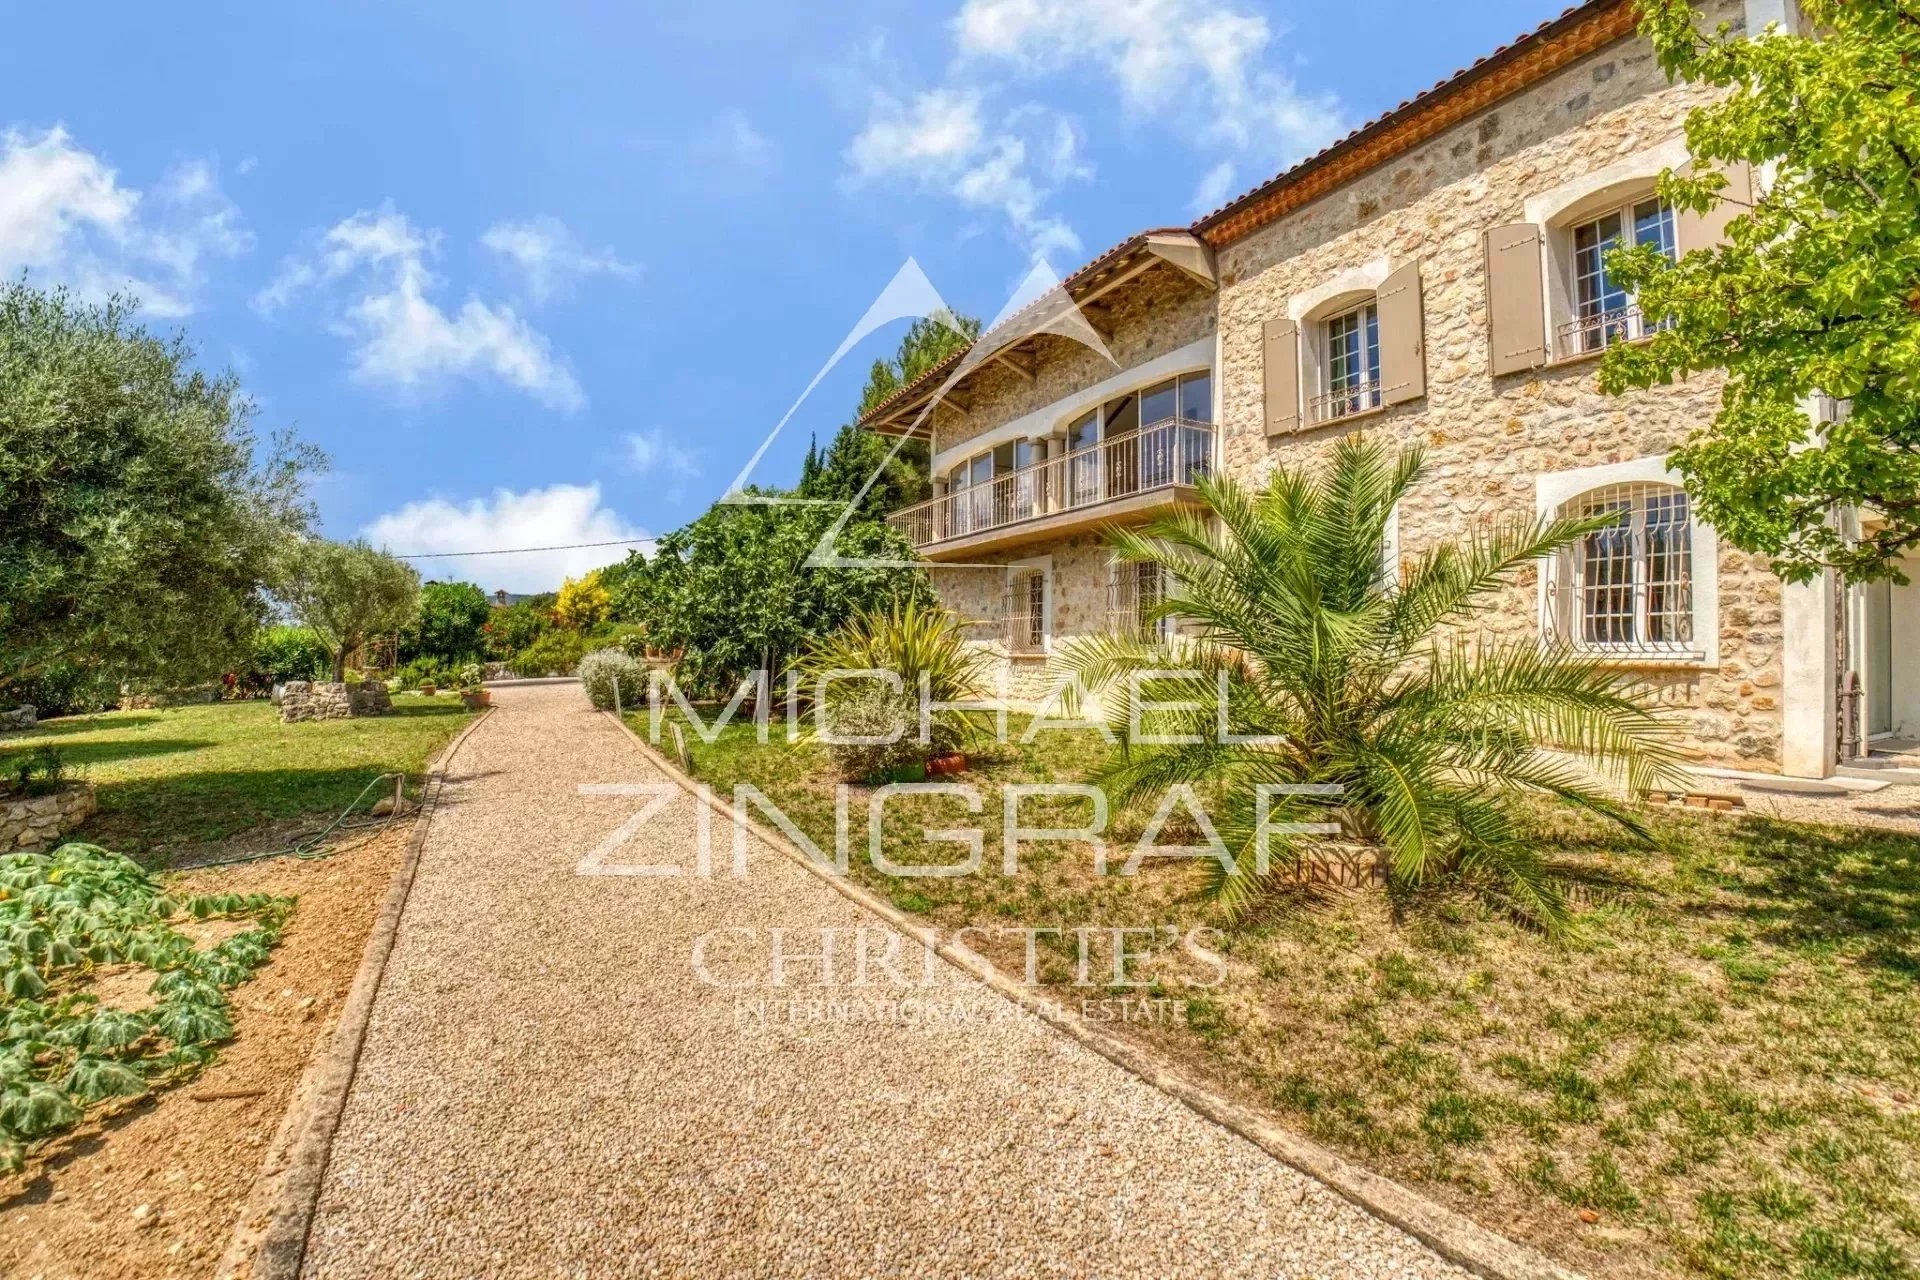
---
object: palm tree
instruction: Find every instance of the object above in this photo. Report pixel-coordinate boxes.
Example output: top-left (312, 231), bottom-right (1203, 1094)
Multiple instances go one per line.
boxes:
top-left (1055, 435), bottom-right (1685, 931)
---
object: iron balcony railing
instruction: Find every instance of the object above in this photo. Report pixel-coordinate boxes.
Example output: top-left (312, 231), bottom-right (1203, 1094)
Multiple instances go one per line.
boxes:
top-left (1308, 379), bottom-right (1383, 424)
top-left (888, 417), bottom-right (1216, 550)
top-left (1557, 305), bottom-right (1671, 358)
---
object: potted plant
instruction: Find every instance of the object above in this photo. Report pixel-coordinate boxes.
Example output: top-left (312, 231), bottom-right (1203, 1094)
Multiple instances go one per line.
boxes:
top-left (458, 664), bottom-right (490, 709)
top-left (419, 680), bottom-right (437, 697)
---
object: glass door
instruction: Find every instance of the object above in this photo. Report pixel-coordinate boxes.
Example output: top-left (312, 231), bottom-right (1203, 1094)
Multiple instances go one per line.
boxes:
top-left (1066, 409), bottom-right (1100, 508)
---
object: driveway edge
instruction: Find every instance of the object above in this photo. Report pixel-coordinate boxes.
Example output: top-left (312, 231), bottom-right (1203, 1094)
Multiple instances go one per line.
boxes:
top-left (606, 710), bottom-right (1581, 1280)
top-left (241, 706), bottom-right (495, 1280)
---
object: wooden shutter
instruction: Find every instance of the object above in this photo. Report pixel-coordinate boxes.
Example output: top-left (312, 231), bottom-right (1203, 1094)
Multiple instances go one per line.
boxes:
top-left (1376, 261), bottom-right (1425, 406)
top-left (1675, 160), bottom-right (1754, 255)
top-left (1484, 223), bottom-right (1547, 376)
top-left (1262, 318), bottom-right (1300, 435)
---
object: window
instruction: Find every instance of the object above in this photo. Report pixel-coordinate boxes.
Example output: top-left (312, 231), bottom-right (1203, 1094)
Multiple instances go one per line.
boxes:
top-left (1108, 561), bottom-right (1172, 643)
top-left (1007, 568), bottom-right (1048, 654)
top-left (1564, 198), bottom-right (1674, 355)
top-left (1308, 301), bottom-right (1381, 423)
top-left (1550, 483), bottom-right (1697, 655)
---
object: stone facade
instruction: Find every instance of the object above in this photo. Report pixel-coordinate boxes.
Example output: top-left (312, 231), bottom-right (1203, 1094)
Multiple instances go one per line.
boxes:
top-left (1, 783), bottom-right (97, 852)
top-left (278, 680), bottom-right (394, 724)
top-left (1212, 0), bottom-right (1777, 770)
top-left (900, 1), bottom-right (1790, 771)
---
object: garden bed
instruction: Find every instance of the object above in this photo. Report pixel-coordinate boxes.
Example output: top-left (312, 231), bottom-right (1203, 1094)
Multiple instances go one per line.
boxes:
top-left (647, 709), bottom-right (1920, 1280)
top-left (0, 822), bottom-right (409, 1277)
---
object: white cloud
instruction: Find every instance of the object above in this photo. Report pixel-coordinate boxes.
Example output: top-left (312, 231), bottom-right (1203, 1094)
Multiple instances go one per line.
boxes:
top-left (259, 205), bottom-right (585, 411)
top-left (0, 125), bottom-right (250, 316)
top-left (847, 90), bottom-right (1086, 263)
top-left (842, 0), bottom-right (1344, 260)
top-left (622, 429), bottom-right (699, 479)
top-left (951, 0), bottom-right (1344, 164)
top-left (362, 483), bottom-right (651, 594)
top-left (480, 216), bottom-right (637, 303)
top-left (1190, 159), bottom-right (1238, 216)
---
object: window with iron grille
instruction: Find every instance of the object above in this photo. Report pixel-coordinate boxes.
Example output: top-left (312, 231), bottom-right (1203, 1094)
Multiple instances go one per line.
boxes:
top-left (1316, 301), bottom-right (1381, 421)
top-left (1107, 561), bottom-right (1171, 643)
top-left (1006, 568), bottom-right (1047, 654)
top-left (1565, 199), bottom-right (1675, 355)
top-left (1548, 483), bottom-right (1697, 655)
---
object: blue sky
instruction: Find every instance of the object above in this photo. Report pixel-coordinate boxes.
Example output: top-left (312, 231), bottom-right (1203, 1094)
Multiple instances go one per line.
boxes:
top-left (2, 0), bottom-right (1553, 591)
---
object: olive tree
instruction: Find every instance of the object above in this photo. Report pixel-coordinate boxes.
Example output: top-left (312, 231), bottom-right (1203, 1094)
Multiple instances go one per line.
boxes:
top-left (276, 540), bottom-right (420, 682)
top-left (0, 283), bottom-right (318, 700)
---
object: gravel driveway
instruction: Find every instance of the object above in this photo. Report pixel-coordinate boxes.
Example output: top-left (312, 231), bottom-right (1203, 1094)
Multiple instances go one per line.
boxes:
top-left (303, 682), bottom-right (1470, 1278)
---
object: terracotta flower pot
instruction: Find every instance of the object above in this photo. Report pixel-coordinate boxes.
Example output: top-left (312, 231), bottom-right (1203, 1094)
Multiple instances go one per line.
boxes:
top-left (926, 753), bottom-right (968, 776)
top-left (419, 682), bottom-right (436, 697)
top-left (461, 689), bottom-right (491, 709)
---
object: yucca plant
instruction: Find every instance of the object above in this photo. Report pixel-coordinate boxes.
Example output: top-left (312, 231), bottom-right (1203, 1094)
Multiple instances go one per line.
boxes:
top-left (795, 599), bottom-right (992, 716)
top-left (1056, 435), bottom-right (1686, 931)
top-left (795, 600), bottom-right (996, 778)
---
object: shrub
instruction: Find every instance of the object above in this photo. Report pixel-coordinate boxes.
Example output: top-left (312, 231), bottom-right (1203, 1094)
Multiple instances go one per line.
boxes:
top-left (394, 656), bottom-right (456, 690)
top-left (247, 625), bottom-right (331, 691)
top-left (578, 648), bottom-right (646, 711)
top-left (554, 570), bottom-right (611, 630)
top-left (511, 629), bottom-right (589, 677)
top-left (404, 581), bottom-right (491, 665)
top-left (2, 662), bottom-right (117, 718)
top-left (484, 602), bottom-right (547, 660)
top-left (819, 682), bottom-right (931, 783)
top-left (7, 746), bottom-right (69, 797)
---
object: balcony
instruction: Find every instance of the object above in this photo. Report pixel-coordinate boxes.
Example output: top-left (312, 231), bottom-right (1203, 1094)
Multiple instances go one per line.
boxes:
top-left (888, 418), bottom-right (1216, 558)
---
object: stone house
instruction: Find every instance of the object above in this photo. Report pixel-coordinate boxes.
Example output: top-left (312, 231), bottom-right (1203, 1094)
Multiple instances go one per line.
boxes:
top-left (859, 0), bottom-right (1911, 781)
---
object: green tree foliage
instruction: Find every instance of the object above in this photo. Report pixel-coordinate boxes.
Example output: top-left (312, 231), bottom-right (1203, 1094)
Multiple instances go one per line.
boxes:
top-left (484, 601), bottom-right (549, 659)
top-left (640, 505), bottom-right (931, 694)
top-left (0, 283), bottom-right (319, 701)
top-left (797, 313), bottom-right (982, 520)
top-left (1056, 437), bottom-right (1684, 931)
top-left (1600, 0), bottom-right (1920, 581)
top-left (403, 581), bottom-right (491, 664)
top-left (275, 540), bottom-right (420, 681)
top-left (245, 625), bottom-right (331, 691)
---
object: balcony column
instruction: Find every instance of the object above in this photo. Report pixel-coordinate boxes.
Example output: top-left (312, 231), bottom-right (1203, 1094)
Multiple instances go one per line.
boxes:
top-left (1028, 436), bottom-right (1050, 513)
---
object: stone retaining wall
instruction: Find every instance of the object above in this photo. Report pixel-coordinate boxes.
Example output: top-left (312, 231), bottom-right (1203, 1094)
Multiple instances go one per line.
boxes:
top-left (1, 783), bottom-right (97, 852)
top-left (279, 681), bottom-right (394, 723)
top-left (0, 705), bottom-right (36, 735)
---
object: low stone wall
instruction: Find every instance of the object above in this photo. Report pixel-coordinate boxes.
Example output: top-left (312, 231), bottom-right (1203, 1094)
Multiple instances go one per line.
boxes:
top-left (0, 705), bottom-right (36, 735)
top-left (279, 681), bottom-right (394, 724)
top-left (2, 783), bottom-right (97, 852)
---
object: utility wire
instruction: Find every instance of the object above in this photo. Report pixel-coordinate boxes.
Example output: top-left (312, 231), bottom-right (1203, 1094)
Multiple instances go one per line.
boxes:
top-left (390, 538), bottom-right (651, 559)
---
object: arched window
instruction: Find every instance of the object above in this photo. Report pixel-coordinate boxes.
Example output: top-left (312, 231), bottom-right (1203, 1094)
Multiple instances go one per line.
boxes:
top-left (1546, 482), bottom-right (1698, 656)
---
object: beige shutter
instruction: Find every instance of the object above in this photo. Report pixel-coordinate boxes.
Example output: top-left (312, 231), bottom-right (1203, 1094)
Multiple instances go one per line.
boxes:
top-left (1675, 160), bottom-right (1754, 255)
top-left (1262, 318), bottom-right (1300, 435)
top-left (1376, 261), bottom-right (1425, 406)
top-left (1484, 223), bottom-right (1547, 376)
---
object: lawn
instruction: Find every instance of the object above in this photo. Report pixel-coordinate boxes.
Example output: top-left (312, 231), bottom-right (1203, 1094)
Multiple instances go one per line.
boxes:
top-left (644, 708), bottom-right (1920, 1280)
top-left (0, 696), bottom-right (473, 861)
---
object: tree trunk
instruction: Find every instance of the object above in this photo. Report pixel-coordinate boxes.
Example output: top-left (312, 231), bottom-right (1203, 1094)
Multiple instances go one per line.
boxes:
top-left (332, 648), bottom-right (348, 682)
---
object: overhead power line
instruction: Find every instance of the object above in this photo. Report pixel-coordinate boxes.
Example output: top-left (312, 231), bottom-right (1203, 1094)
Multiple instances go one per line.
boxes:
top-left (389, 538), bottom-right (651, 559)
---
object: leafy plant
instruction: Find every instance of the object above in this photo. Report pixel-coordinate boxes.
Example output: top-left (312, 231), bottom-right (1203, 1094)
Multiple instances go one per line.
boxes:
top-left (511, 629), bottom-right (589, 677)
top-left (578, 649), bottom-right (645, 711)
top-left (816, 682), bottom-right (932, 783)
top-left (8, 746), bottom-right (69, 798)
top-left (0, 843), bottom-right (291, 1170)
top-left (795, 599), bottom-right (990, 755)
top-left (456, 663), bottom-right (485, 694)
top-left (245, 624), bottom-right (331, 691)
top-left (1054, 436), bottom-right (1686, 930)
